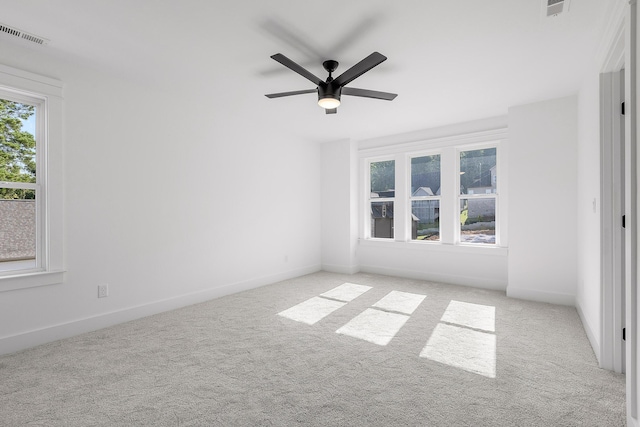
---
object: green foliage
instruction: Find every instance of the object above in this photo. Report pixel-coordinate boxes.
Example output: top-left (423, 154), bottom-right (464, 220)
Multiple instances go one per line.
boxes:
top-left (460, 205), bottom-right (468, 226)
top-left (0, 99), bottom-right (36, 199)
top-left (411, 155), bottom-right (440, 173)
top-left (460, 148), bottom-right (496, 193)
top-left (411, 154), bottom-right (440, 193)
top-left (370, 160), bottom-right (395, 194)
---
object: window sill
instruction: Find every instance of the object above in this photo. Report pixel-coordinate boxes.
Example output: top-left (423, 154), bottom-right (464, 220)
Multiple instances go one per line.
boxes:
top-left (0, 270), bottom-right (65, 292)
top-left (358, 238), bottom-right (508, 256)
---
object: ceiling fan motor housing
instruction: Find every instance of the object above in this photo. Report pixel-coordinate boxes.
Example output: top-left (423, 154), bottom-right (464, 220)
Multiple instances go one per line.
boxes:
top-left (318, 82), bottom-right (341, 104)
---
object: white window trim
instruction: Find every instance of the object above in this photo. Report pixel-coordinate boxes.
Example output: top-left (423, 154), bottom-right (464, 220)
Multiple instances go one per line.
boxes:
top-left (359, 128), bottom-right (508, 252)
top-left (0, 64), bottom-right (64, 292)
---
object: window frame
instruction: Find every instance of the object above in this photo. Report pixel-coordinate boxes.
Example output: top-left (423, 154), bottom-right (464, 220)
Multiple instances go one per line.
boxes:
top-left (366, 156), bottom-right (396, 240)
top-left (456, 143), bottom-right (500, 246)
top-left (0, 64), bottom-right (64, 291)
top-left (0, 90), bottom-right (45, 273)
top-left (408, 152), bottom-right (442, 243)
top-left (359, 128), bottom-right (507, 251)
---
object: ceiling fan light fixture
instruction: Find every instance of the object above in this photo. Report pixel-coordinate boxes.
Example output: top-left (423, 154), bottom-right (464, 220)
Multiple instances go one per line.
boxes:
top-left (265, 52), bottom-right (396, 114)
top-left (318, 96), bottom-right (341, 109)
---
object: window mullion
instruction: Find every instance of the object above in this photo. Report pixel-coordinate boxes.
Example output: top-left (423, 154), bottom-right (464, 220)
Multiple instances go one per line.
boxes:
top-left (440, 147), bottom-right (456, 244)
top-left (395, 153), bottom-right (408, 241)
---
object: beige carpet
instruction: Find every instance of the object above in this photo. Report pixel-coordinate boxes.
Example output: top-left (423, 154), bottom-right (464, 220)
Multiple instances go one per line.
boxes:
top-left (0, 272), bottom-right (626, 426)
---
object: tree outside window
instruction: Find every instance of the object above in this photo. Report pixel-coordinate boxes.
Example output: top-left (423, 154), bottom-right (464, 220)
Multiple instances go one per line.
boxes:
top-left (0, 98), bottom-right (37, 264)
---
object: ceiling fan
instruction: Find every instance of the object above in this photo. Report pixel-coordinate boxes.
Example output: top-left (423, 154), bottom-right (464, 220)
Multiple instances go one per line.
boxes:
top-left (265, 52), bottom-right (397, 114)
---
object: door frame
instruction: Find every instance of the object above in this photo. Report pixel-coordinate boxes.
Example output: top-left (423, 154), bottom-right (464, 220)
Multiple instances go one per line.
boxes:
top-left (601, 67), bottom-right (626, 374)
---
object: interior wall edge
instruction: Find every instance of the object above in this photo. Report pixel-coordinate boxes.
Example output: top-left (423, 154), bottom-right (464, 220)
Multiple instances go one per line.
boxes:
top-left (0, 264), bottom-right (321, 356)
top-left (321, 264), bottom-right (360, 275)
top-left (576, 297), bottom-right (602, 364)
top-left (506, 286), bottom-right (576, 306)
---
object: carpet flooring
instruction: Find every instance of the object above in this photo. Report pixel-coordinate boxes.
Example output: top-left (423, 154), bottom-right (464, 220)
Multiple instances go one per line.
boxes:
top-left (0, 272), bottom-right (626, 426)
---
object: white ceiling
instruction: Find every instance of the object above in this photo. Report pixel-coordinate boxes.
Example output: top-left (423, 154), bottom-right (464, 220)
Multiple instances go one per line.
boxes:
top-left (2, 0), bottom-right (613, 143)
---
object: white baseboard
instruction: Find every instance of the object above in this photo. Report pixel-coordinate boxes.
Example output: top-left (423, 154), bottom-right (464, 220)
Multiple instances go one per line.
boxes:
top-left (358, 264), bottom-right (507, 291)
top-left (0, 264), bottom-right (321, 356)
top-left (321, 263), bottom-right (360, 274)
top-left (506, 286), bottom-right (576, 306)
top-left (575, 299), bottom-right (600, 365)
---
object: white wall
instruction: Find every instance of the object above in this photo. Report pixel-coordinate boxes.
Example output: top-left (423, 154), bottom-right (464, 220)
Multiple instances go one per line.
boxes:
top-left (507, 96), bottom-right (578, 305)
top-left (576, 70), bottom-right (604, 356)
top-left (574, 0), bottom-right (627, 369)
top-left (0, 41), bottom-right (322, 355)
top-left (321, 139), bottom-right (359, 273)
top-left (358, 242), bottom-right (508, 290)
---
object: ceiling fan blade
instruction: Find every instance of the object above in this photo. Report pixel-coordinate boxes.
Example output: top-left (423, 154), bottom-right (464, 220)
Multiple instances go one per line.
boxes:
top-left (328, 15), bottom-right (381, 58)
top-left (261, 20), bottom-right (326, 62)
top-left (270, 53), bottom-right (323, 86)
top-left (265, 89), bottom-right (317, 99)
top-left (342, 87), bottom-right (397, 101)
top-left (325, 108), bottom-right (337, 114)
top-left (333, 52), bottom-right (387, 87)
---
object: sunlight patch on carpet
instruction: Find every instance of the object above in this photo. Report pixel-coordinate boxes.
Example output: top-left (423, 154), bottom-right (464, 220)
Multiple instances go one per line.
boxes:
top-left (420, 323), bottom-right (496, 378)
top-left (320, 283), bottom-right (372, 302)
top-left (372, 290), bottom-right (426, 315)
top-left (336, 308), bottom-right (409, 346)
top-left (278, 297), bottom-right (346, 325)
top-left (440, 300), bottom-right (495, 332)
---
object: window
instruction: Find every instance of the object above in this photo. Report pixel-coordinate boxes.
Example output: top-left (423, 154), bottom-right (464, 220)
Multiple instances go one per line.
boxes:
top-left (361, 130), bottom-right (505, 248)
top-left (410, 154), bottom-right (441, 241)
top-left (369, 159), bottom-right (395, 239)
top-left (0, 64), bottom-right (63, 290)
top-left (0, 94), bottom-right (41, 272)
top-left (458, 148), bottom-right (497, 245)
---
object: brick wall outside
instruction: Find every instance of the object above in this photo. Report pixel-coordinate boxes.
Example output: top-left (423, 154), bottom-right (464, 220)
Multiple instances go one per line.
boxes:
top-left (0, 199), bottom-right (36, 261)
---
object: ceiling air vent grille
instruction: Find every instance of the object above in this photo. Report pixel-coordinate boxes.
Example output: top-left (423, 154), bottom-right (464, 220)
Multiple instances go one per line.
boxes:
top-left (546, 0), bottom-right (569, 17)
top-left (0, 23), bottom-right (49, 45)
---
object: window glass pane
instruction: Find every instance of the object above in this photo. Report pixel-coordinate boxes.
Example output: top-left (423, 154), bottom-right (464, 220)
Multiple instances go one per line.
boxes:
top-left (411, 155), bottom-right (440, 196)
top-left (0, 191), bottom-right (36, 266)
top-left (371, 201), bottom-right (394, 239)
top-left (1, 97), bottom-right (38, 272)
top-left (411, 200), bottom-right (440, 241)
top-left (370, 160), bottom-right (395, 196)
top-left (460, 148), bottom-right (496, 195)
top-left (460, 198), bottom-right (495, 244)
top-left (0, 99), bottom-right (37, 184)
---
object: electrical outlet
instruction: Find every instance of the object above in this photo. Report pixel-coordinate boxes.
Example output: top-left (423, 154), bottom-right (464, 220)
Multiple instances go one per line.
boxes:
top-left (98, 284), bottom-right (109, 298)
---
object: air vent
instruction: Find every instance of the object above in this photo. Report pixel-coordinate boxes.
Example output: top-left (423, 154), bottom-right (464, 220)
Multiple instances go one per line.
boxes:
top-left (546, 0), bottom-right (570, 17)
top-left (0, 23), bottom-right (49, 45)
